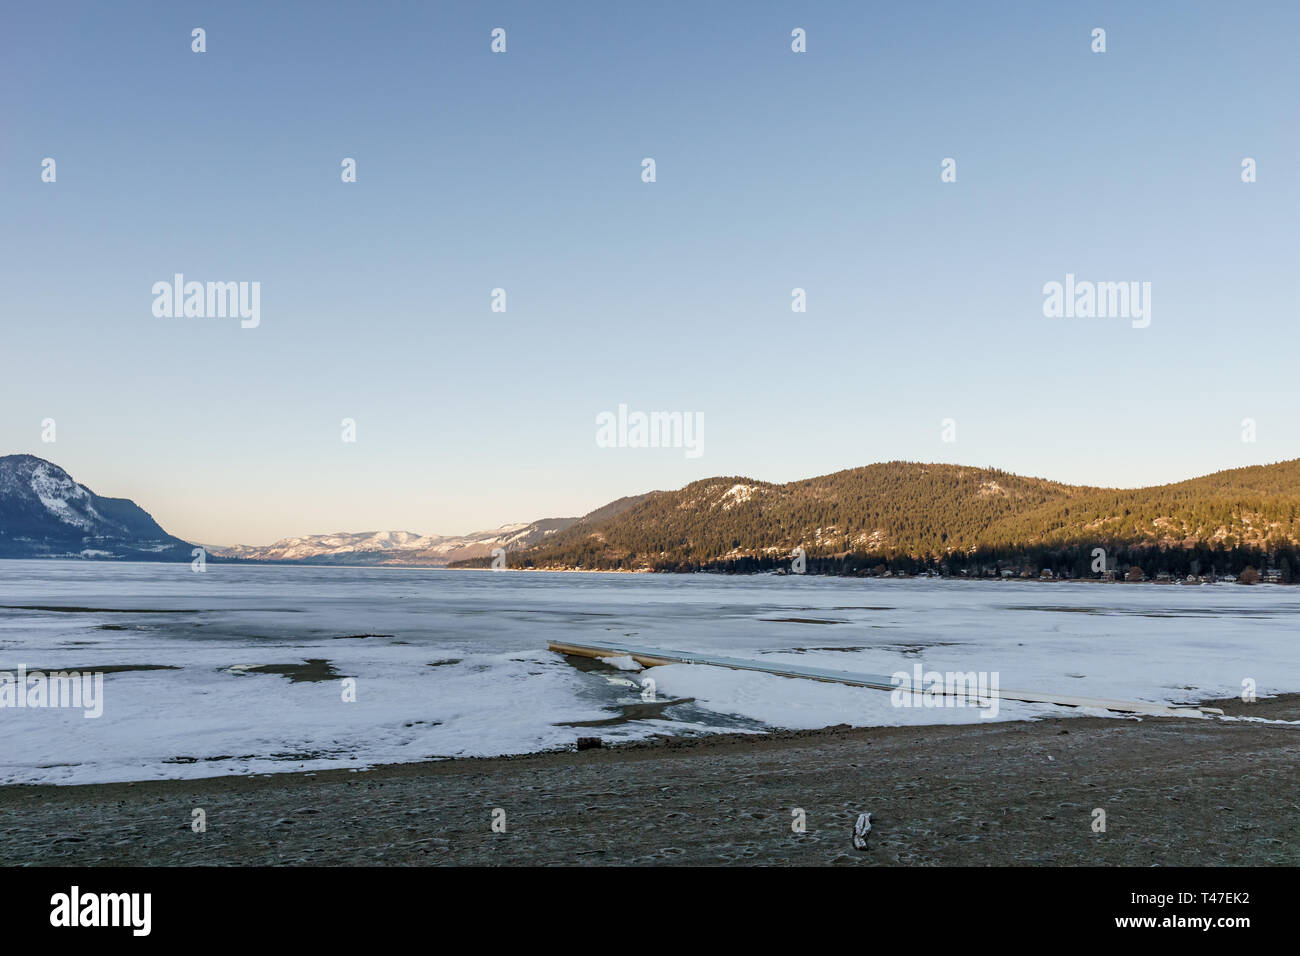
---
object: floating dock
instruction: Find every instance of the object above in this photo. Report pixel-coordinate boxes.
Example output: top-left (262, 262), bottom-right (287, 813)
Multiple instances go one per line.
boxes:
top-left (547, 639), bottom-right (1224, 718)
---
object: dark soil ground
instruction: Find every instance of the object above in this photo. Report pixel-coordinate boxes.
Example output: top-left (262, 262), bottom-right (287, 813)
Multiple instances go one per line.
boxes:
top-left (3, 695), bottom-right (1297, 866)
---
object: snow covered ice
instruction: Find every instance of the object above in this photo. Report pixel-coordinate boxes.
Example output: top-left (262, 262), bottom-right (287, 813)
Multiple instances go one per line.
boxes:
top-left (1, 560), bottom-right (1297, 784)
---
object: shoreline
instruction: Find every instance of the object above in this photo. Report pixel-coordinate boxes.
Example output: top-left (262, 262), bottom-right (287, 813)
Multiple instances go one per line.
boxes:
top-left (4, 555), bottom-right (1295, 585)
top-left (4, 693), bottom-right (1296, 866)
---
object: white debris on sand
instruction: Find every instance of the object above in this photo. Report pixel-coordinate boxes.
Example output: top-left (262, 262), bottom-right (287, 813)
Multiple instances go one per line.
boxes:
top-left (853, 812), bottom-right (872, 849)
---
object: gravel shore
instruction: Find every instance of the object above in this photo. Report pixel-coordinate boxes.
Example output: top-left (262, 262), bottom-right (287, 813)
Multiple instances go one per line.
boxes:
top-left (3, 694), bottom-right (1297, 866)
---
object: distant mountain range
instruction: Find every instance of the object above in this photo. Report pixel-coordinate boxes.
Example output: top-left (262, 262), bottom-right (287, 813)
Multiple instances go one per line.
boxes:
top-left (0, 454), bottom-right (192, 561)
top-left (208, 494), bottom-right (655, 566)
top-left (4, 454), bottom-right (1298, 578)
top-left (0, 454), bottom-right (636, 567)
top-left (207, 520), bottom-right (578, 566)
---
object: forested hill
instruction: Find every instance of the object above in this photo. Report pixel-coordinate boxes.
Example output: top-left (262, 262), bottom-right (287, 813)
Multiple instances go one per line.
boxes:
top-left (486, 460), bottom-right (1300, 577)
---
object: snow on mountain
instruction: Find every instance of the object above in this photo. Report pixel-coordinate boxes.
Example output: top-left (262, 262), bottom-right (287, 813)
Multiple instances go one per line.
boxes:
top-left (21, 459), bottom-right (102, 530)
top-left (208, 518), bottom-right (577, 566)
top-left (213, 531), bottom-right (441, 562)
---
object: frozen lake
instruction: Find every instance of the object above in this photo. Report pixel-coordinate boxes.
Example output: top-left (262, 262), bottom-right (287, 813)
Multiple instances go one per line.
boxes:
top-left (1, 560), bottom-right (1297, 784)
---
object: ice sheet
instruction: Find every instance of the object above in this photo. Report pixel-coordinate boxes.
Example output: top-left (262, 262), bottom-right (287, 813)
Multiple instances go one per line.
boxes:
top-left (1, 561), bottom-right (1296, 784)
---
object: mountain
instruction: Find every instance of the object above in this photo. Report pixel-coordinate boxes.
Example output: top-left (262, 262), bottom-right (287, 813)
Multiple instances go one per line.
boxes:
top-left (9, 453), bottom-right (1298, 578)
top-left (447, 493), bottom-right (656, 569)
top-left (492, 461), bottom-right (1300, 578)
top-left (207, 518), bottom-right (580, 567)
top-left (0, 454), bottom-right (193, 560)
top-left (208, 494), bottom-right (657, 567)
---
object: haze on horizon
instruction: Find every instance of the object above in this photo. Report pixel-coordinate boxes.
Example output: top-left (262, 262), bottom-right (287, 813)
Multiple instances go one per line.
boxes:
top-left (3, 1), bottom-right (1296, 546)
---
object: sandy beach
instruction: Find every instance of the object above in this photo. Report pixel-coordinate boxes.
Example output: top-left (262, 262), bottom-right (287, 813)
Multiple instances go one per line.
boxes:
top-left (3, 693), bottom-right (1297, 867)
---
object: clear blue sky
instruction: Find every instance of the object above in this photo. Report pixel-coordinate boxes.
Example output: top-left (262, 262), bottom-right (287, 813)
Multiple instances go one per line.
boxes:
top-left (2, 1), bottom-right (1297, 545)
